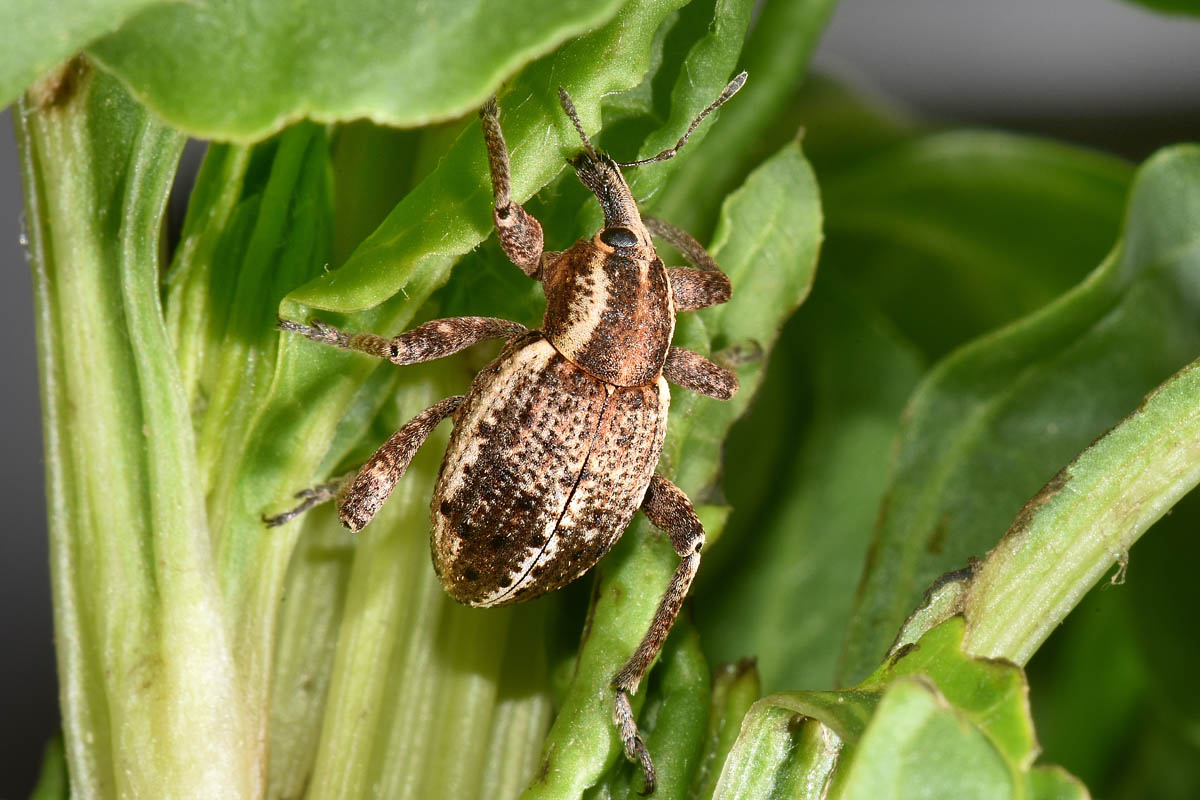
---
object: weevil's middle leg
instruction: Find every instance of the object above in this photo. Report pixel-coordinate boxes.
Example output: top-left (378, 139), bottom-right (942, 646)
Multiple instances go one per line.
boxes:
top-left (263, 395), bottom-right (464, 531)
top-left (613, 474), bottom-right (706, 796)
top-left (480, 98), bottom-right (548, 278)
top-left (262, 476), bottom-right (352, 527)
top-left (662, 346), bottom-right (738, 400)
top-left (647, 216), bottom-right (732, 313)
top-left (279, 316), bottom-right (527, 365)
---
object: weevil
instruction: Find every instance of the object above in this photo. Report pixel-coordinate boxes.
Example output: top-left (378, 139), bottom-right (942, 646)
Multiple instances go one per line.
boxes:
top-left (265, 72), bottom-right (747, 794)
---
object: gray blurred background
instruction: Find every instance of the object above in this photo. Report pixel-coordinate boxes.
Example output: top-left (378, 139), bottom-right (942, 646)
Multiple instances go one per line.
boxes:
top-left (2, 0), bottom-right (1198, 794)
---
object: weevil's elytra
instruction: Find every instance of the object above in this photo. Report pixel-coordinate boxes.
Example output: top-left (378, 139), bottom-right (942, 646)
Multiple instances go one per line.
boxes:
top-left (264, 71), bottom-right (748, 795)
top-left (431, 332), bottom-right (669, 606)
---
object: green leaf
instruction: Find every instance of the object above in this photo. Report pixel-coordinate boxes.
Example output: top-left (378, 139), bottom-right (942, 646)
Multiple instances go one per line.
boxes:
top-left (819, 130), bottom-right (1132, 359)
top-left (699, 276), bottom-right (925, 693)
top-left (86, 0), bottom-right (628, 141)
top-left (715, 619), bottom-right (1084, 799)
top-left (1027, 766), bottom-right (1091, 800)
top-left (650, 0), bottom-right (839, 238)
top-left (861, 618), bottom-right (1036, 770)
top-left (30, 734), bottom-right (69, 800)
top-left (691, 658), bottom-right (760, 800)
top-left (842, 145), bottom-right (1200, 680)
top-left (1024, 578), bottom-right (1148, 791)
top-left (285, 0), bottom-right (693, 313)
top-left (0, 0), bottom-right (165, 110)
top-left (18, 61), bottom-right (255, 796)
top-left (835, 678), bottom-right (1014, 800)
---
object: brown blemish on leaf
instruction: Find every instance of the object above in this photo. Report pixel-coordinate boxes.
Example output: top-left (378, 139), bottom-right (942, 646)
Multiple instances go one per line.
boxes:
top-left (887, 642), bottom-right (920, 668)
top-left (1002, 468), bottom-right (1071, 543)
top-left (31, 56), bottom-right (90, 110)
top-left (926, 514), bottom-right (950, 554)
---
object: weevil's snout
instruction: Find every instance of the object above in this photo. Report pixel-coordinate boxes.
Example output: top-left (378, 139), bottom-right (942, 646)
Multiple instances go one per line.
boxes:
top-left (572, 151), bottom-right (641, 230)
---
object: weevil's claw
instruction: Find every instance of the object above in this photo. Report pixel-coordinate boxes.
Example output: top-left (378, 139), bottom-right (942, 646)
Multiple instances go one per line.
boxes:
top-left (614, 688), bottom-right (657, 795)
top-left (277, 317), bottom-right (348, 348)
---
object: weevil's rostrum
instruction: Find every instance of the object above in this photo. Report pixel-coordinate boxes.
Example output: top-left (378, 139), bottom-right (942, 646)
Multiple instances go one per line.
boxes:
top-left (265, 72), bottom-right (747, 794)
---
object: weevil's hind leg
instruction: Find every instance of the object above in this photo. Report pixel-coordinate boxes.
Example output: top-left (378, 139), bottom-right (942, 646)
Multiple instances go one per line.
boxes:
top-left (338, 395), bottom-right (465, 531)
top-left (262, 475), bottom-right (353, 527)
top-left (480, 98), bottom-right (546, 278)
top-left (278, 316), bottom-right (527, 365)
top-left (662, 346), bottom-right (738, 400)
top-left (613, 474), bottom-right (706, 796)
top-left (262, 396), bottom-right (464, 531)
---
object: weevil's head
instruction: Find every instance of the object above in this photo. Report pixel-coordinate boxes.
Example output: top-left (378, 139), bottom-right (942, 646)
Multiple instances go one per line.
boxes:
top-left (557, 87), bottom-right (645, 235)
top-left (556, 73), bottom-right (747, 252)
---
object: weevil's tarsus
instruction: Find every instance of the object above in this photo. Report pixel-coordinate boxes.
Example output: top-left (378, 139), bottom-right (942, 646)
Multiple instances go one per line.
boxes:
top-left (615, 689), bottom-right (657, 796)
top-left (617, 72), bottom-right (747, 168)
top-left (262, 475), bottom-right (351, 527)
top-left (613, 474), bottom-right (707, 793)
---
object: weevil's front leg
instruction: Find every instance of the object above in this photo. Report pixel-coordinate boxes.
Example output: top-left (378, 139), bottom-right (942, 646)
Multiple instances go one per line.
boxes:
top-left (646, 216), bottom-right (732, 313)
top-left (613, 474), bottom-right (706, 796)
top-left (279, 316), bottom-right (527, 365)
top-left (480, 98), bottom-right (550, 278)
top-left (645, 217), bottom-right (721, 272)
top-left (662, 346), bottom-right (738, 400)
top-left (263, 395), bottom-right (464, 531)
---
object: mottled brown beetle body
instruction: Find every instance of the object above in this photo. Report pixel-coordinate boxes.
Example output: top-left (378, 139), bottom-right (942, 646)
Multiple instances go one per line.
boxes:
top-left (432, 332), bottom-right (669, 606)
top-left (266, 74), bottom-right (747, 795)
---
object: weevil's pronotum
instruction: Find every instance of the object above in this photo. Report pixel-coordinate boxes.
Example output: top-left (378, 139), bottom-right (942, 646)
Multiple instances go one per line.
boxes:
top-left (265, 72), bottom-right (747, 793)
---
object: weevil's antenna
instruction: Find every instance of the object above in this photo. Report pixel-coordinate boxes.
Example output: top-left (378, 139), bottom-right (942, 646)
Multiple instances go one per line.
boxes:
top-left (617, 71), bottom-right (747, 168)
top-left (557, 86), bottom-right (599, 161)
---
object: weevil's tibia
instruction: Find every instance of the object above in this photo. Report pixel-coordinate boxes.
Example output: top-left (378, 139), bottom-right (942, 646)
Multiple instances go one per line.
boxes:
top-left (278, 316), bottom-right (527, 365)
top-left (339, 395), bottom-right (465, 531)
top-left (262, 396), bottom-right (463, 531)
top-left (480, 98), bottom-right (546, 277)
top-left (613, 474), bottom-right (707, 795)
top-left (662, 347), bottom-right (738, 400)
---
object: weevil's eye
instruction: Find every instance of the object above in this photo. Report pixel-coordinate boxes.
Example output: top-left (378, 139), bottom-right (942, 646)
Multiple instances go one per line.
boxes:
top-left (600, 226), bottom-right (638, 249)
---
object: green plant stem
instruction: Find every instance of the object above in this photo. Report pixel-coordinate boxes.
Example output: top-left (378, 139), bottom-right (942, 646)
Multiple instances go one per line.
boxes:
top-left (964, 355), bottom-right (1200, 664)
top-left (18, 62), bottom-right (255, 797)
